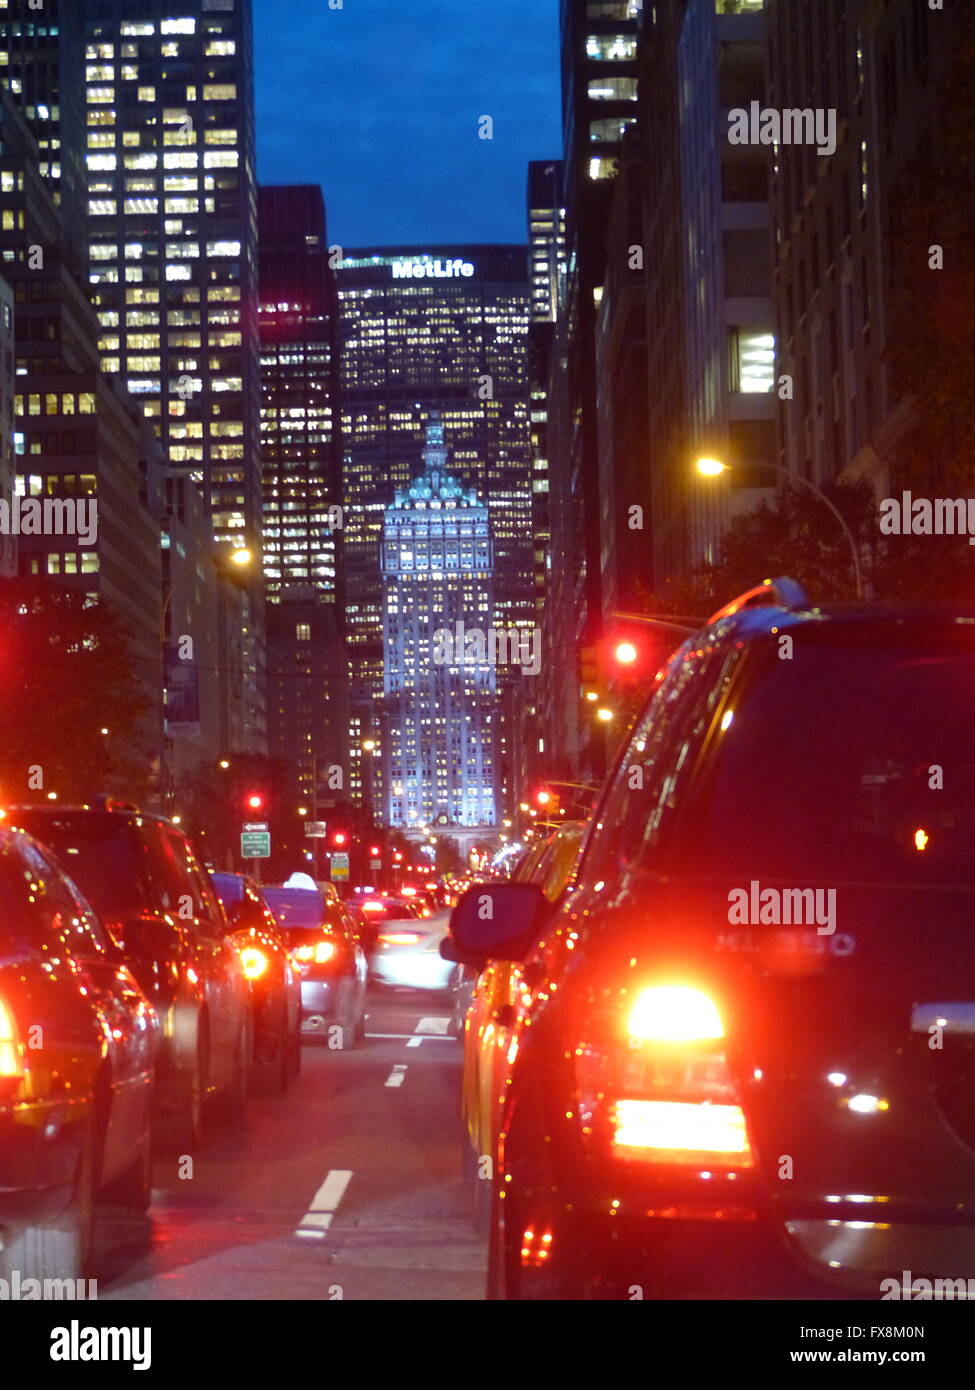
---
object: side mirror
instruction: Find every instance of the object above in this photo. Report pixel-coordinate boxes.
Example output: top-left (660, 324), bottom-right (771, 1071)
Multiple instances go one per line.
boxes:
top-left (445, 882), bottom-right (551, 968)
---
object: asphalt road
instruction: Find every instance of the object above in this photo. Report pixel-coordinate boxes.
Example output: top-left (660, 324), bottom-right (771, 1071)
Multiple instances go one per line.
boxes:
top-left (94, 988), bottom-right (486, 1301)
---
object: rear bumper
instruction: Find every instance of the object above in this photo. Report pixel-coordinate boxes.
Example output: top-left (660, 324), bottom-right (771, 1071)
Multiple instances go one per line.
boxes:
top-left (545, 1167), bottom-right (975, 1296)
top-left (299, 978), bottom-right (338, 1031)
top-left (371, 947), bottom-right (453, 992)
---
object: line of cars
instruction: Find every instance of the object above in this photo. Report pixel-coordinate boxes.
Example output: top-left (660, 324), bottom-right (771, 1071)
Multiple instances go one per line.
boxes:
top-left (0, 799), bottom-right (374, 1283)
top-left (443, 580), bottom-right (975, 1299)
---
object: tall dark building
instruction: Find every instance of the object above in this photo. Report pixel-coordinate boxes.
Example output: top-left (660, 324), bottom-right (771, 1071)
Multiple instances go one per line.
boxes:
top-left (0, 0), bottom-right (88, 274)
top-left (336, 245), bottom-right (533, 813)
top-left (258, 183), bottom-right (346, 815)
top-left (552, 0), bottom-right (642, 779)
top-left (0, 84), bottom-right (163, 764)
top-left (258, 185), bottom-right (338, 604)
top-left (767, 0), bottom-right (960, 502)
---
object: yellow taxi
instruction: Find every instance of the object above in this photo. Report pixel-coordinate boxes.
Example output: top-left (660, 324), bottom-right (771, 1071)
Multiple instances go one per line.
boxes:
top-left (460, 823), bottom-right (586, 1227)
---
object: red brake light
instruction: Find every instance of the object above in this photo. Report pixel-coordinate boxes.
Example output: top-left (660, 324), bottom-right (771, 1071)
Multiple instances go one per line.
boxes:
top-left (576, 983), bottom-right (752, 1170)
top-left (379, 931), bottom-right (423, 946)
top-left (0, 997), bottom-right (25, 1082)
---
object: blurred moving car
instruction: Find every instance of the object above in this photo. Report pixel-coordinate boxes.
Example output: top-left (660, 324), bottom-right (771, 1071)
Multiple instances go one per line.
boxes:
top-left (9, 802), bottom-right (251, 1149)
top-left (450, 823), bottom-right (586, 1227)
top-left (449, 581), bottom-right (975, 1298)
top-left (263, 886), bottom-right (368, 1047)
top-left (0, 828), bottom-right (158, 1281)
top-left (211, 872), bottom-right (301, 1093)
top-left (371, 908), bottom-right (455, 995)
top-left (354, 893), bottom-right (424, 956)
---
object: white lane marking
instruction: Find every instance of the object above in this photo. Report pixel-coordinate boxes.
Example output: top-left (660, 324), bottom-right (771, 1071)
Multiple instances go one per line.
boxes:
top-left (295, 1168), bottom-right (353, 1239)
top-left (309, 1169), bottom-right (353, 1213)
top-left (406, 1035), bottom-right (423, 1048)
top-left (385, 1064), bottom-right (408, 1087)
top-left (416, 1016), bottom-right (450, 1035)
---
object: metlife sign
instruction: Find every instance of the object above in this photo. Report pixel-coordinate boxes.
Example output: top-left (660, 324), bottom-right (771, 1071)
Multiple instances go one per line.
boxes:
top-left (390, 257), bottom-right (475, 281)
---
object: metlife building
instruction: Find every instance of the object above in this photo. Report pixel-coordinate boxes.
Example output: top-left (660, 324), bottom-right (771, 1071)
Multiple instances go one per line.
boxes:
top-left (336, 246), bottom-right (534, 720)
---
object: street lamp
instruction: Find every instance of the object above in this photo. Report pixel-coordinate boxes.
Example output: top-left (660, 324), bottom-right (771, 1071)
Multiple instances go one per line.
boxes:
top-left (694, 456), bottom-right (864, 599)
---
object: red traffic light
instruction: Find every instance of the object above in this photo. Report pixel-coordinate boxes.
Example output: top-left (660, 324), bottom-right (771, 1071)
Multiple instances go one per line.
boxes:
top-left (244, 792), bottom-right (264, 813)
top-left (613, 640), bottom-right (639, 666)
top-left (369, 845), bottom-right (380, 857)
top-left (332, 831), bottom-right (347, 847)
top-left (393, 851), bottom-right (403, 862)
top-left (535, 788), bottom-right (552, 807)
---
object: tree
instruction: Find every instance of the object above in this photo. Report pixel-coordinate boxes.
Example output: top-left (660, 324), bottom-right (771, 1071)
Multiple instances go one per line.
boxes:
top-left (180, 753), bottom-right (298, 877)
top-left (640, 479), bottom-right (973, 621)
top-left (0, 577), bottom-right (153, 804)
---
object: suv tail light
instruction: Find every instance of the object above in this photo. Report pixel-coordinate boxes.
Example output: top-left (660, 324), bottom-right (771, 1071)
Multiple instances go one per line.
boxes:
top-left (0, 996), bottom-right (26, 1093)
top-left (294, 939), bottom-right (339, 970)
top-left (577, 983), bottom-right (753, 1169)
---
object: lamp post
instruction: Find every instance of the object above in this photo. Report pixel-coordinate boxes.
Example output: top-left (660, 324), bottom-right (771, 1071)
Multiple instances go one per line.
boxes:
top-left (159, 543), bottom-right (252, 814)
top-left (695, 457), bottom-right (864, 599)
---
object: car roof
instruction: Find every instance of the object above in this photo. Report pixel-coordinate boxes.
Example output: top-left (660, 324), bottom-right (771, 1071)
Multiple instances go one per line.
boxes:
top-left (690, 579), bottom-right (975, 650)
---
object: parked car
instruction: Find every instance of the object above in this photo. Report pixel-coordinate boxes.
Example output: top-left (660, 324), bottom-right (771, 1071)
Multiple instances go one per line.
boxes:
top-left (210, 872), bottom-right (301, 1093)
top-left (447, 580), bottom-right (975, 1299)
top-left (262, 887), bottom-right (368, 1048)
top-left (450, 823), bottom-right (586, 1228)
top-left (8, 802), bottom-right (251, 1150)
top-left (0, 827), bottom-right (158, 1281)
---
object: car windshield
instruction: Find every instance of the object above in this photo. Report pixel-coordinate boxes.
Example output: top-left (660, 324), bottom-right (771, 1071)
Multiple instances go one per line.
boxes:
top-left (263, 887), bottom-right (325, 928)
top-left (8, 812), bottom-right (149, 917)
top-left (662, 644), bottom-right (975, 885)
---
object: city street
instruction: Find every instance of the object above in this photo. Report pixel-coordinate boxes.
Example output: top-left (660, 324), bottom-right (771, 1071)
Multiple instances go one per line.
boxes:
top-left (94, 991), bottom-right (485, 1302)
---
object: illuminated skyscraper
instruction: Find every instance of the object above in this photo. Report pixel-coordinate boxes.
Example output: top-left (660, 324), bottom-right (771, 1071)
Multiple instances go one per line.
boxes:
top-left (336, 246), bottom-right (533, 715)
top-left (382, 416), bottom-right (496, 829)
top-left (78, 0), bottom-right (261, 550)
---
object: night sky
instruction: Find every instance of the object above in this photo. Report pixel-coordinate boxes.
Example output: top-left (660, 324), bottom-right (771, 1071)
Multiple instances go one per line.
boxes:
top-left (253, 0), bottom-right (563, 249)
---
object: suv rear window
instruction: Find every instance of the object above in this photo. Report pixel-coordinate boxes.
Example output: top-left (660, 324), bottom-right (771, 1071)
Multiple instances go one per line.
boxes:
top-left (263, 888), bottom-right (325, 929)
top-left (664, 645), bottom-right (975, 885)
top-left (10, 812), bottom-right (151, 920)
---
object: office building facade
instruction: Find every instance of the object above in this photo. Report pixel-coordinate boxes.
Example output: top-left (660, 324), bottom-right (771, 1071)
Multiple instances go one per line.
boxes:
top-left (381, 417), bottom-right (496, 829)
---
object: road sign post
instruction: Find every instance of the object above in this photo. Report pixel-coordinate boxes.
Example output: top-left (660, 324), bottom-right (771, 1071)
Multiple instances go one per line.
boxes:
top-left (240, 823), bottom-right (271, 884)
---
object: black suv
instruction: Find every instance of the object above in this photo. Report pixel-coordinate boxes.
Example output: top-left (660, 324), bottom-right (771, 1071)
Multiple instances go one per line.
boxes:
top-left (9, 802), bottom-right (250, 1149)
top-left (448, 581), bottom-right (975, 1299)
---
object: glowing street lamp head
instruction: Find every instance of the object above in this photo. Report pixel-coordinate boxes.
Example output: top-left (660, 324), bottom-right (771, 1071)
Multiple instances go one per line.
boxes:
top-left (596, 707), bottom-right (614, 723)
top-left (230, 546), bottom-right (252, 567)
top-left (696, 457), bottom-right (728, 478)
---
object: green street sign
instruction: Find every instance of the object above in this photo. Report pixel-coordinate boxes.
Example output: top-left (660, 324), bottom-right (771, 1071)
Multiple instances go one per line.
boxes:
top-left (241, 830), bottom-right (271, 859)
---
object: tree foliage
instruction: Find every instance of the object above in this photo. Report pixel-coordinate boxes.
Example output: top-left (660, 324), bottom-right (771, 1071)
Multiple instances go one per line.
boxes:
top-left (0, 577), bottom-right (153, 804)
